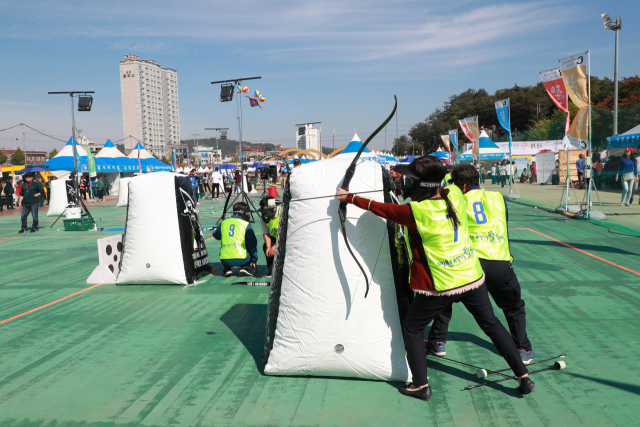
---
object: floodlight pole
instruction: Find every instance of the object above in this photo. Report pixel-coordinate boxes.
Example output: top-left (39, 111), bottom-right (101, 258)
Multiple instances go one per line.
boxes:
top-left (613, 24), bottom-right (620, 136)
top-left (205, 127), bottom-right (229, 168)
top-left (48, 91), bottom-right (94, 198)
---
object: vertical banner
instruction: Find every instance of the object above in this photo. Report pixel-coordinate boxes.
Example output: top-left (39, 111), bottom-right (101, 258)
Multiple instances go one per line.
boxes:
top-left (464, 116), bottom-right (480, 158)
top-left (459, 119), bottom-right (474, 144)
top-left (540, 68), bottom-right (570, 133)
top-left (560, 52), bottom-right (590, 149)
top-left (559, 52), bottom-right (589, 108)
top-left (448, 129), bottom-right (458, 162)
top-left (440, 134), bottom-right (451, 151)
top-left (87, 147), bottom-right (97, 178)
top-left (137, 148), bottom-right (142, 173)
top-left (172, 149), bottom-right (178, 171)
top-left (495, 98), bottom-right (511, 157)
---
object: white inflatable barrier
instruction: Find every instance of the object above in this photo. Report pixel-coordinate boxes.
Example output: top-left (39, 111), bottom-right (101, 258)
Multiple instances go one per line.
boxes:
top-left (116, 172), bottom-right (211, 285)
top-left (47, 179), bottom-right (70, 216)
top-left (263, 158), bottom-right (411, 382)
top-left (116, 178), bottom-right (131, 207)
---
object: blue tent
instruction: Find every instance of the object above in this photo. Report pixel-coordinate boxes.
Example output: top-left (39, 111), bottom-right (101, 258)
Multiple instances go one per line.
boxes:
top-left (219, 164), bottom-right (237, 170)
top-left (43, 137), bottom-right (117, 172)
top-left (127, 142), bottom-right (173, 172)
top-left (95, 139), bottom-right (140, 172)
top-left (606, 123), bottom-right (640, 149)
top-left (458, 131), bottom-right (507, 161)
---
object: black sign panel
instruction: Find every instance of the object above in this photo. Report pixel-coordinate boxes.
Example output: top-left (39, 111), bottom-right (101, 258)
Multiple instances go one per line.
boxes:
top-left (174, 176), bottom-right (211, 283)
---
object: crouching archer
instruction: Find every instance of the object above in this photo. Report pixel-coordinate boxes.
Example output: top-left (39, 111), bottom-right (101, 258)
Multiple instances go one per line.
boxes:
top-left (212, 202), bottom-right (258, 277)
top-left (258, 196), bottom-right (281, 279)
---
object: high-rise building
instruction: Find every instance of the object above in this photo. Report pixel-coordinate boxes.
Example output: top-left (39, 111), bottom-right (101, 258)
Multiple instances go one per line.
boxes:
top-left (119, 54), bottom-right (180, 158)
top-left (296, 124), bottom-right (322, 153)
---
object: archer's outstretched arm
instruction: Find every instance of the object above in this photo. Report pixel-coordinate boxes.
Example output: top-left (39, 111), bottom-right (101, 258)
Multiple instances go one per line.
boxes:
top-left (336, 188), bottom-right (414, 228)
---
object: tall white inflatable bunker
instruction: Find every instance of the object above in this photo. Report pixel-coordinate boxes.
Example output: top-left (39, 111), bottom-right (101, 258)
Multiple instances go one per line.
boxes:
top-left (46, 179), bottom-right (69, 216)
top-left (263, 158), bottom-right (412, 382)
top-left (116, 172), bottom-right (212, 285)
top-left (117, 178), bottom-right (131, 207)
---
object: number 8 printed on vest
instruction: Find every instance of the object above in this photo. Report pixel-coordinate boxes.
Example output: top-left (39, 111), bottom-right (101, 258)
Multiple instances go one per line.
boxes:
top-left (473, 202), bottom-right (487, 224)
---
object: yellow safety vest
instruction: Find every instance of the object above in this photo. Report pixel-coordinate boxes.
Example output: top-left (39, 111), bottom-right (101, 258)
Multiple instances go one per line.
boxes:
top-left (266, 206), bottom-right (281, 238)
top-left (464, 189), bottom-right (513, 262)
top-left (409, 185), bottom-right (483, 291)
top-left (443, 173), bottom-right (452, 187)
top-left (220, 217), bottom-right (249, 260)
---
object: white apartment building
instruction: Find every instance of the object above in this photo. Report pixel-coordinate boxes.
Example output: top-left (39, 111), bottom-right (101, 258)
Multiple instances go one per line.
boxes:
top-left (296, 124), bottom-right (322, 153)
top-left (119, 54), bottom-right (180, 157)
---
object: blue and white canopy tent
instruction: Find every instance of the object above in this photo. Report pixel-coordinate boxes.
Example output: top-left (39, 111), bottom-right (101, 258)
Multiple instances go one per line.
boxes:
top-left (334, 133), bottom-right (378, 160)
top-left (458, 130), bottom-right (508, 162)
top-left (127, 142), bottom-right (173, 172)
top-left (44, 137), bottom-right (117, 179)
top-left (606, 123), bottom-right (640, 151)
top-left (95, 139), bottom-right (141, 194)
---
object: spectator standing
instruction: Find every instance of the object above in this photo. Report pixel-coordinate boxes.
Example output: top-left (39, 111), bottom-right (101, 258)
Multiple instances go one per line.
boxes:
top-left (103, 175), bottom-right (110, 196)
top-left (576, 154), bottom-right (586, 189)
top-left (97, 177), bottom-right (105, 202)
top-left (234, 170), bottom-right (242, 194)
top-left (498, 161), bottom-right (507, 188)
top-left (616, 152), bottom-right (637, 206)
top-left (188, 169), bottom-right (200, 203)
top-left (593, 158), bottom-right (604, 189)
top-left (530, 162), bottom-right (537, 182)
top-left (2, 178), bottom-right (15, 210)
top-left (479, 164), bottom-right (486, 184)
top-left (45, 177), bottom-right (52, 205)
top-left (211, 167), bottom-right (222, 199)
top-left (491, 163), bottom-right (497, 184)
top-left (18, 173), bottom-right (44, 233)
top-left (36, 176), bottom-right (46, 207)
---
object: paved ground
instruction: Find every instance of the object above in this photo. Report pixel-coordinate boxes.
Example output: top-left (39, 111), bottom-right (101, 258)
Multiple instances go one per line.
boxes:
top-left (0, 188), bottom-right (639, 426)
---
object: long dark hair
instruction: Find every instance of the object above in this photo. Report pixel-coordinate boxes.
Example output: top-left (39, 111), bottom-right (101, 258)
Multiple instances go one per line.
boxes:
top-left (410, 156), bottom-right (460, 227)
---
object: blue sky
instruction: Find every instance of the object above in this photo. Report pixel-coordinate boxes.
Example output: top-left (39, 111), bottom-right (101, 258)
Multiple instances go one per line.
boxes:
top-left (1, 0), bottom-right (638, 154)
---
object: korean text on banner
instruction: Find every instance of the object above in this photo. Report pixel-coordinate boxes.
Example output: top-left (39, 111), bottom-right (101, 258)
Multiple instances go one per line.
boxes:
top-left (540, 68), bottom-right (570, 134)
top-left (567, 106), bottom-right (589, 150)
top-left (495, 99), bottom-right (510, 133)
top-left (87, 147), bottom-right (97, 178)
top-left (464, 116), bottom-right (480, 157)
top-left (448, 129), bottom-right (458, 158)
top-left (559, 52), bottom-right (589, 109)
top-left (440, 135), bottom-right (451, 151)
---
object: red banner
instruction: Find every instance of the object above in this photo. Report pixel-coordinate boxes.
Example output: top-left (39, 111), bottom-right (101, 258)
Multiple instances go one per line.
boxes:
top-left (459, 119), bottom-right (474, 143)
top-left (540, 68), bottom-right (570, 134)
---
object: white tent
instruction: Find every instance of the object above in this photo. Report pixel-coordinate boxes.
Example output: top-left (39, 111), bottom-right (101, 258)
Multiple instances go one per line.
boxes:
top-left (127, 142), bottom-right (154, 159)
top-left (458, 130), bottom-right (508, 162)
top-left (334, 133), bottom-right (378, 159)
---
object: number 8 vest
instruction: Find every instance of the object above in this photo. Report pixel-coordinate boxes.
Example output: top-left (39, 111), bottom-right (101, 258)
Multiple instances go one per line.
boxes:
top-left (220, 217), bottom-right (249, 260)
top-left (464, 189), bottom-right (513, 262)
top-left (408, 185), bottom-right (483, 292)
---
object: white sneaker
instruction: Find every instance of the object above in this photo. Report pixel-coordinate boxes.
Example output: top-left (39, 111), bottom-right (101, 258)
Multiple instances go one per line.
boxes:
top-left (621, 202), bottom-right (625, 206)
top-left (626, 203), bottom-right (631, 206)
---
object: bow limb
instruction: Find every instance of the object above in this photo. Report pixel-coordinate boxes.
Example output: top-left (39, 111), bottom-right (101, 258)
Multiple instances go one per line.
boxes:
top-left (339, 95), bottom-right (397, 298)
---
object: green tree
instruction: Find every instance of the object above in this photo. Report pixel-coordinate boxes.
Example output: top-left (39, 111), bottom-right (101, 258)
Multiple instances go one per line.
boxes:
top-left (49, 148), bottom-right (58, 159)
top-left (11, 148), bottom-right (25, 165)
top-left (0, 151), bottom-right (7, 164)
top-left (161, 156), bottom-right (169, 164)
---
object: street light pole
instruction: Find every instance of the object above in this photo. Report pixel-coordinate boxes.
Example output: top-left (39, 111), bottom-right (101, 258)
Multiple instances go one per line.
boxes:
top-left (205, 127), bottom-right (229, 168)
top-left (602, 12), bottom-right (622, 135)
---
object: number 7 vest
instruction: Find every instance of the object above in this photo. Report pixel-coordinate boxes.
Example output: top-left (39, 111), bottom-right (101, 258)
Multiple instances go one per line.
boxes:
top-left (409, 185), bottom-right (483, 292)
top-left (464, 189), bottom-right (513, 262)
top-left (220, 218), bottom-right (249, 260)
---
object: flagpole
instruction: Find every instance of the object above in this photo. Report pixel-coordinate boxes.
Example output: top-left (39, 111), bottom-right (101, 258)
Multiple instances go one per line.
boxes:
top-left (508, 97), bottom-right (513, 195)
top-left (587, 51), bottom-right (592, 219)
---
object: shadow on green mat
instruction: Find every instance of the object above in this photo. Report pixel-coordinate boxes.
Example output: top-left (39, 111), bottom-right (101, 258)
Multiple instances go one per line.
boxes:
top-left (510, 239), bottom-right (639, 256)
top-left (568, 373), bottom-right (640, 396)
top-left (220, 303), bottom-right (268, 374)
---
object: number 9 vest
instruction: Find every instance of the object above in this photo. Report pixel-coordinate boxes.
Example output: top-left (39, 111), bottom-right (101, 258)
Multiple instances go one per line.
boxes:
top-left (409, 185), bottom-right (483, 292)
top-left (220, 217), bottom-right (249, 260)
top-left (464, 189), bottom-right (513, 262)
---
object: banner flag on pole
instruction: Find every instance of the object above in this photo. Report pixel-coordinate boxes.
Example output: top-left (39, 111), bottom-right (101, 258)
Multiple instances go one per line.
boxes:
top-left (440, 135), bottom-right (451, 151)
top-left (559, 52), bottom-right (589, 108)
top-left (448, 129), bottom-right (458, 161)
top-left (559, 52), bottom-right (590, 149)
top-left (87, 147), bottom-right (97, 178)
top-left (495, 99), bottom-right (510, 133)
top-left (458, 119), bottom-right (474, 144)
top-left (138, 147), bottom-right (142, 172)
top-left (566, 106), bottom-right (589, 149)
top-left (172, 149), bottom-right (178, 172)
top-left (540, 68), bottom-right (570, 134)
top-left (464, 116), bottom-right (480, 158)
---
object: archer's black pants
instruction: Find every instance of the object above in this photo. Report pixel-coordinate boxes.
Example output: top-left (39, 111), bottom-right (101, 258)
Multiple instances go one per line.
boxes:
top-left (262, 235), bottom-right (276, 275)
top-left (403, 282), bottom-right (528, 387)
top-left (212, 183), bottom-right (220, 198)
top-left (428, 259), bottom-right (532, 351)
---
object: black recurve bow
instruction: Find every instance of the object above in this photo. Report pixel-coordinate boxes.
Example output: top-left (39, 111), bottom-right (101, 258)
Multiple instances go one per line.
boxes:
top-left (339, 95), bottom-right (397, 298)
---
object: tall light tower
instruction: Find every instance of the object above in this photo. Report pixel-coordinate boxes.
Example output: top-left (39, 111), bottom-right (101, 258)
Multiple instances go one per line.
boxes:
top-left (204, 127), bottom-right (229, 168)
top-left (602, 12), bottom-right (622, 136)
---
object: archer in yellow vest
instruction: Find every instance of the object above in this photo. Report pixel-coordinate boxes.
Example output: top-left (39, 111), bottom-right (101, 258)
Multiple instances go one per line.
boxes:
top-left (336, 156), bottom-right (534, 401)
top-left (259, 196), bottom-right (281, 278)
top-left (212, 202), bottom-right (258, 277)
top-left (427, 164), bottom-right (534, 364)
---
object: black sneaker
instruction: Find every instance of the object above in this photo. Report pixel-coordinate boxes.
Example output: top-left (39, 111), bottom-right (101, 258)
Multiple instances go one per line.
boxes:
top-left (239, 267), bottom-right (253, 277)
top-left (18, 229), bottom-right (27, 234)
top-left (265, 272), bottom-right (272, 279)
top-left (399, 384), bottom-right (432, 401)
top-left (30, 228), bottom-right (37, 233)
top-left (518, 377), bottom-right (535, 395)
top-left (222, 268), bottom-right (232, 277)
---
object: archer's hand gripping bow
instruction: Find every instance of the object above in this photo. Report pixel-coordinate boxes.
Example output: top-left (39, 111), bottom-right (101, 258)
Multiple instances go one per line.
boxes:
top-left (339, 95), bottom-right (397, 298)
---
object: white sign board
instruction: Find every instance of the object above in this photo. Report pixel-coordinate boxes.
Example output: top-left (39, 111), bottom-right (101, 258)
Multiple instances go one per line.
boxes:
top-left (536, 152), bottom-right (556, 184)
